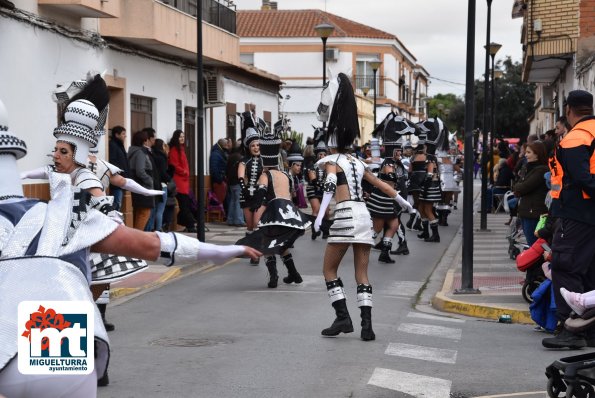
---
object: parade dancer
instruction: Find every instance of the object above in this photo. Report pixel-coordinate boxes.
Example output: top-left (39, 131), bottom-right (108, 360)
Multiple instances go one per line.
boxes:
top-left (0, 99), bottom-right (261, 398)
top-left (306, 127), bottom-right (329, 239)
top-left (367, 115), bottom-right (418, 263)
top-left (236, 120), bottom-right (311, 288)
top-left (406, 131), bottom-right (427, 232)
top-left (237, 127), bottom-right (263, 265)
top-left (313, 72), bottom-right (414, 341)
top-left (416, 118), bottom-right (447, 242)
top-left (436, 133), bottom-right (461, 226)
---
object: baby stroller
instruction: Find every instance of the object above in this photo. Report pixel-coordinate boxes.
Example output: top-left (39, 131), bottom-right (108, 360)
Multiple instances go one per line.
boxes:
top-left (546, 296), bottom-right (595, 396)
top-left (515, 237), bottom-right (548, 303)
top-left (503, 191), bottom-right (527, 260)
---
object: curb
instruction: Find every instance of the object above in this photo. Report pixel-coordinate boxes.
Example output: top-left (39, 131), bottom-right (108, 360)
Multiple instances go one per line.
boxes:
top-left (431, 270), bottom-right (533, 324)
top-left (427, 185), bottom-right (534, 325)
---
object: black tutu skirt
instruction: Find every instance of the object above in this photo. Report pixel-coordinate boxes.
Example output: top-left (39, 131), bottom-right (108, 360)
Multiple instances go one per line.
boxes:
top-left (420, 180), bottom-right (442, 202)
top-left (236, 198), bottom-right (312, 255)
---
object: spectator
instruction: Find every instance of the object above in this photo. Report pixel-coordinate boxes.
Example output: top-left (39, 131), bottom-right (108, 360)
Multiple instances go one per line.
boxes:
top-left (542, 90), bottom-right (595, 349)
top-left (225, 139), bottom-right (245, 227)
top-left (108, 125), bottom-right (129, 210)
top-left (143, 127), bottom-right (164, 232)
top-left (210, 138), bottom-right (230, 211)
top-left (513, 141), bottom-right (549, 246)
top-left (168, 129), bottom-right (197, 232)
top-left (127, 130), bottom-right (156, 230)
top-left (486, 158), bottom-right (514, 212)
top-left (555, 116), bottom-right (571, 141)
top-left (152, 138), bottom-right (171, 231)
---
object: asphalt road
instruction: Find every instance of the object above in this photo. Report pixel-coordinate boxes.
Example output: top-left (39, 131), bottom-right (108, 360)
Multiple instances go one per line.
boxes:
top-left (98, 208), bottom-right (576, 398)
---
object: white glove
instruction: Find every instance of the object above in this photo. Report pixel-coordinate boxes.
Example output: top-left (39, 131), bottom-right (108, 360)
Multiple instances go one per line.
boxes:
top-left (122, 178), bottom-right (163, 196)
top-left (156, 231), bottom-right (245, 266)
top-left (314, 192), bottom-right (333, 232)
top-left (20, 166), bottom-right (49, 180)
top-left (394, 192), bottom-right (415, 214)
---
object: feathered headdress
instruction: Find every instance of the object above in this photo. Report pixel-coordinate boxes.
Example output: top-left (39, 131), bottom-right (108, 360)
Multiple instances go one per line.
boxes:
top-left (377, 114), bottom-right (419, 158)
top-left (312, 127), bottom-right (328, 154)
top-left (318, 72), bottom-right (359, 149)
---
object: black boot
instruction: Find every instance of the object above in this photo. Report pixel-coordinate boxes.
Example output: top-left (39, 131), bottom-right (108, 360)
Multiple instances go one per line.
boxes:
top-left (542, 328), bottom-right (586, 349)
top-left (360, 306), bottom-right (375, 341)
top-left (412, 215), bottom-right (423, 231)
top-left (321, 279), bottom-right (353, 336)
top-left (417, 220), bottom-right (429, 240)
top-left (405, 213), bottom-right (416, 230)
top-left (425, 222), bottom-right (440, 242)
top-left (378, 240), bottom-right (395, 263)
top-left (282, 253), bottom-right (302, 284)
top-left (357, 284), bottom-right (375, 341)
top-left (392, 240), bottom-right (409, 255)
top-left (311, 226), bottom-right (320, 240)
top-left (265, 256), bottom-right (278, 288)
top-left (321, 299), bottom-right (354, 336)
top-left (98, 371), bottom-right (109, 387)
top-left (98, 303), bottom-right (115, 332)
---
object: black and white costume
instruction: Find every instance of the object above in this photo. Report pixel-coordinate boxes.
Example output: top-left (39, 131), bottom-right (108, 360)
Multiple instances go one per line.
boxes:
top-left (239, 128), bottom-right (263, 210)
top-left (317, 153), bottom-right (374, 245)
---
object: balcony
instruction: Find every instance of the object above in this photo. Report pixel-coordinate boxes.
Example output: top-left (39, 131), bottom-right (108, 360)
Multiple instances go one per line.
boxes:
top-left (157, 0), bottom-right (236, 34)
top-left (520, 1), bottom-right (578, 83)
top-left (100, 0), bottom-right (239, 65)
top-left (352, 74), bottom-right (385, 98)
top-left (38, 0), bottom-right (120, 18)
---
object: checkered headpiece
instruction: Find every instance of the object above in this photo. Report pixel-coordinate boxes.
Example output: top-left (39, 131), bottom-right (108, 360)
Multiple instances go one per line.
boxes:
top-left (54, 99), bottom-right (99, 166)
top-left (0, 99), bottom-right (27, 159)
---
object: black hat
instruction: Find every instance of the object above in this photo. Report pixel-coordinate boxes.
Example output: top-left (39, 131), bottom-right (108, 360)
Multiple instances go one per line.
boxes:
top-left (260, 121), bottom-right (281, 168)
top-left (565, 90), bottom-right (593, 108)
top-left (312, 127), bottom-right (328, 154)
top-left (287, 142), bottom-right (304, 165)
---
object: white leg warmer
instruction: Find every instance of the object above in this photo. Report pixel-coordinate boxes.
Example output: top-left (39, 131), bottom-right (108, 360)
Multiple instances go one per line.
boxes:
top-left (156, 231), bottom-right (245, 266)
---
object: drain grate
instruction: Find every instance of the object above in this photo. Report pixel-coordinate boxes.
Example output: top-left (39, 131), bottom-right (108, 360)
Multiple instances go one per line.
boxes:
top-left (150, 336), bottom-right (233, 348)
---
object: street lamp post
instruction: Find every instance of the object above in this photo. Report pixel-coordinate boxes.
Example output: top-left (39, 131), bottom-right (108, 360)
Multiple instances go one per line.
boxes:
top-left (488, 42), bottom-right (501, 185)
top-left (480, 0), bottom-right (493, 231)
top-left (369, 58), bottom-right (382, 128)
top-left (314, 22), bottom-right (335, 130)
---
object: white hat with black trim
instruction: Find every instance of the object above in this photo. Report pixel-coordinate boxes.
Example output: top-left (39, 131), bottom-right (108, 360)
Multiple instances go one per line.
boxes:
top-left (0, 98), bottom-right (27, 198)
top-left (53, 99), bottom-right (99, 166)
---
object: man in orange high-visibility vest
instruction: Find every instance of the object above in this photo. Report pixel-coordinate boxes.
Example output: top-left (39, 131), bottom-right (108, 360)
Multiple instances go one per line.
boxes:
top-left (543, 90), bottom-right (595, 349)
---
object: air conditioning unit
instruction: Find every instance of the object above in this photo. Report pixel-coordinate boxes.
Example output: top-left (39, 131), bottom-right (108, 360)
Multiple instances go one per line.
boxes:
top-left (205, 74), bottom-right (224, 105)
top-left (325, 48), bottom-right (339, 62)
top-left (541, 86), bottom-right (554, 110)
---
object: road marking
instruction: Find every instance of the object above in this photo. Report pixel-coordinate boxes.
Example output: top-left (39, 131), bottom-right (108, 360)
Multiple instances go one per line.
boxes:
top-left (368, 367), bottom-right (451, 398)
top-left (385, 342), bottom-right (457, 364)
top-left (407, 312), bottom-right (465, 323)
top-left (398, 323), bottom-right (462, 340)
top-left (383, 281), bottom-right (425, 297)
top-left (472, 392), bottom-right (546, 398)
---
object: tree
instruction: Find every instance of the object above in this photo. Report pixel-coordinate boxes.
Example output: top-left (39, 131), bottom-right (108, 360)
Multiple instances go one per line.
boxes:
top-left (473, 57), bottom-right (535, 140)
top-left (427, 93), bottom-right (465, 137)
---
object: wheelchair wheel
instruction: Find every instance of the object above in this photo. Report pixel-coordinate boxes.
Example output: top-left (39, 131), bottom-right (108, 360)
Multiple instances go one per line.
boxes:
top-left (522, 280), bottom-right (541, 303)
top-left (547, 376), bottom-right (566, 398)
top-left (565, 381), bottom-right (594, 398)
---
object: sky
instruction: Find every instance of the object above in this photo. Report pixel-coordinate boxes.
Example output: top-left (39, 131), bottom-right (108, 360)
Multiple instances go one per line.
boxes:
top-left (235, 0), bottom-right (523, 97)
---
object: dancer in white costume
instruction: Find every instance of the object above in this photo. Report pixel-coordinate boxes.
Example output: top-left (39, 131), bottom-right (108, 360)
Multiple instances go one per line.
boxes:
top-left (313, 73), bottom-right (413, 341)
top-left (0, 99), bottom-right (260, 397)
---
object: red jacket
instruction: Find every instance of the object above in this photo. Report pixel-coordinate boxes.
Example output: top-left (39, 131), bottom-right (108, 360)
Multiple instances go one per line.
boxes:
top-left (168, 145), bottom-right (190, 194)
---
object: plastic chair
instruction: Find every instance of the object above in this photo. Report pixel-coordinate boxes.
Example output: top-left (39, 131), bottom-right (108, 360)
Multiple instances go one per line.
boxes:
top-left (206, 191), bottom-right (225, 222)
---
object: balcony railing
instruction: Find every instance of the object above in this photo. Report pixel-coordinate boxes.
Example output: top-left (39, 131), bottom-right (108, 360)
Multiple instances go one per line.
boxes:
top-left (159, 0), bottom-right (236, 34)
top-left (352, 74), bottom-right (385, 98)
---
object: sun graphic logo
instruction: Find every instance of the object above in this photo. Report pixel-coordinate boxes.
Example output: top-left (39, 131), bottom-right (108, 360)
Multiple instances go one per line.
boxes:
top-left (17, 301), bottom-right (94, 375)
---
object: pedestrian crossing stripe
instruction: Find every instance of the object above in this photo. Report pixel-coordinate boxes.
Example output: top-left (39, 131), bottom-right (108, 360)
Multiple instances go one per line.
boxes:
top-left (385, 342), bottom-right (457, 364)
top-left (406, 311), bottom-right (465, 323)
top-left (368, 367), bottom-right (451, 398)
top-left (397, 323), bottom-right (462, 340)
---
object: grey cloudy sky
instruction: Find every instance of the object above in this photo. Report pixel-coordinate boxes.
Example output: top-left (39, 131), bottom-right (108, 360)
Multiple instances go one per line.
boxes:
top-left (235, 0), bottom-right (523, 97)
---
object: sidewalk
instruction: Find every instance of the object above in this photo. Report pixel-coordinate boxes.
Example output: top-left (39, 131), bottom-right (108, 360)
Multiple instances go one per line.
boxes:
top-left (432, 210), bottom-right (533, 325)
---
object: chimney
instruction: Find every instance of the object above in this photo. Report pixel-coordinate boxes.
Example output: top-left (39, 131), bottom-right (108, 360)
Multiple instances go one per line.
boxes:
top-left (261, 0), bottom-right (277, 10)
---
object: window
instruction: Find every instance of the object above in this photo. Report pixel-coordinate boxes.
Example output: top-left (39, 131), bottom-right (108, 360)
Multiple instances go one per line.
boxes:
top-left (355, 54), bottom-right (381, 93)
top-left (240, 53), bottom-right (254, 66)
top-left (130, 95), bottom-right (153, 133)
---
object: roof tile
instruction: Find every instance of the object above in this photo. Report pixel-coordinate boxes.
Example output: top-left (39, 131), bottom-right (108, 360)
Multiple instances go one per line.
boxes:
top-left (237, 9), bottom-right (396, 40)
